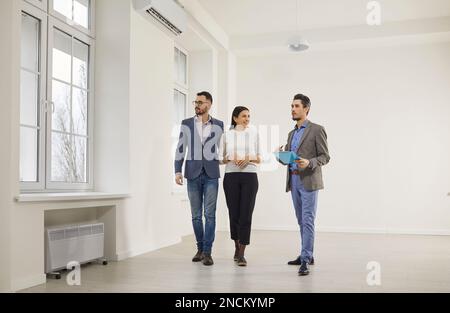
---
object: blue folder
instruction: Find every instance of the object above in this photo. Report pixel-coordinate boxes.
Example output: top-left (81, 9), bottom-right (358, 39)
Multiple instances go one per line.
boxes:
top-left (274, 151), bottom-right (300, 165)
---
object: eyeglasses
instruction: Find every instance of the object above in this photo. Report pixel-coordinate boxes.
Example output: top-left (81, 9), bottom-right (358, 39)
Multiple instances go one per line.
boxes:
top-left (192, 100), bottom-right (210, 106)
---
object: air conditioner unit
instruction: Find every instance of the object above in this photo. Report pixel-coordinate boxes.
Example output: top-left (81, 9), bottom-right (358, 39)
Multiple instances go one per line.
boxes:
top-left (45, 223), bottom-right (105, 274)
top-left (133, 0), bottom-right (187, 36)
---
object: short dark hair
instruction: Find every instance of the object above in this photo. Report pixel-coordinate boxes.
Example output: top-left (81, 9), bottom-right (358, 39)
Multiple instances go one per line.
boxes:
top-left (293, 94), bottom-right (311, 109)
top-left (197, 91), bottom-right (213, 104)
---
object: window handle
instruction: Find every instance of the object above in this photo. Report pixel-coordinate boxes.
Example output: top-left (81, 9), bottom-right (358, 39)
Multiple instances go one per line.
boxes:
top-left (41, 99), bottom-right (49, 112)
top-left (43, 100), bottom-right (55, 113)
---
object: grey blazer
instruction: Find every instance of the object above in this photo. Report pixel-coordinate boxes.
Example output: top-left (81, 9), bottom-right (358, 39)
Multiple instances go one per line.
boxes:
top-left (284, 121), bottom-right (330, 192)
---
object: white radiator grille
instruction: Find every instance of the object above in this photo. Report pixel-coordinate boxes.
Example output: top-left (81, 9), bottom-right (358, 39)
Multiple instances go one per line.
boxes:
top-left (45, 223), bottom-right (105, 273)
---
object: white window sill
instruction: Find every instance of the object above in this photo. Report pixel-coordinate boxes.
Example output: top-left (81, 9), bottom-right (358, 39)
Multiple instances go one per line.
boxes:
top-left (15, 192), bottom-right (130, 203)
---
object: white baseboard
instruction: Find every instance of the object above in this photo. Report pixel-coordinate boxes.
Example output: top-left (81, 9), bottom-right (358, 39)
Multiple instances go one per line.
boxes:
top-left (318, 226), bottom-right (450, 236)
top-left (12, 274), bottom-right (46, 292)
top-left (115, 237), bottom-right (182, 261)
top-left (252, 225), bottom-right (450, 236)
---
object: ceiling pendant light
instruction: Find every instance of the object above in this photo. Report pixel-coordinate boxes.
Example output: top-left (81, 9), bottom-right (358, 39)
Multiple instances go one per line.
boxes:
top-left (288, 0), bottom-right (310, 52)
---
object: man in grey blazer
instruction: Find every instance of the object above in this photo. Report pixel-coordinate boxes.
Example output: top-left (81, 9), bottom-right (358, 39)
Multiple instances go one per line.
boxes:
top-left (281, 94), bottom-right (330, 276)
top-left (174, 91), bottom-right (224, 266)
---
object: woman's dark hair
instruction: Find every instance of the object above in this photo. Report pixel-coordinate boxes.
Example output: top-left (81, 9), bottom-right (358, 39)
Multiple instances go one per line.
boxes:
top-left (230, 106), bottom-right (250, 130)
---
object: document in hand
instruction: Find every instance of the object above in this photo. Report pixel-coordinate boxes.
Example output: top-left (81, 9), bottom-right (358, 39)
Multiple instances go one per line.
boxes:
top-left (274, 151), bottom-right (300, 165)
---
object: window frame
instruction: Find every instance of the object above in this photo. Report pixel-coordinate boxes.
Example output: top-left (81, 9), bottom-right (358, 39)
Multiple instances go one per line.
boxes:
top-left (46, 16), bottom-right (95, 191)
top-left (24, 0), bottom-right (48, 12)
top-left (20, 2), bottom-right (48, 191)
top-left (172, 44), bottom-right (189, 193)
top-left (48, 0), bottom-right (96, 38)
top-left (174, 45), bottom-right (189, 92)
top-left (172, 87), bottom-right (188, 194)
top-left (173, 88), bottom-right (188, 122)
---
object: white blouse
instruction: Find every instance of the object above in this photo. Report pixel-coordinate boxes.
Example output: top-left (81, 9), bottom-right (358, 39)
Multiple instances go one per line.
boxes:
top-left (220, 125), bottom-right (261, 173)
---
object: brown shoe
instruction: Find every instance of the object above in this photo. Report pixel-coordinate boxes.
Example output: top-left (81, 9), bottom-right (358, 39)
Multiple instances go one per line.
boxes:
top-left (202, 254), bottom-right (214, 266)
top-left (192, 250), bottom-right (204, 262)
top-left (237, 256), bottom-right (247, 267)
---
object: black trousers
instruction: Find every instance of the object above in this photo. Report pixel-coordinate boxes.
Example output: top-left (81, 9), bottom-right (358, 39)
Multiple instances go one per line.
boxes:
top-left (223, 173), bottom-right (259, 245)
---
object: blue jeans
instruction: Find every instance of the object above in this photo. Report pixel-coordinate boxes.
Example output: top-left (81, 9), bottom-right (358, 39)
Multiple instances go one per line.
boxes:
top-left (187, 169), bottom-right (219, 254)
top-left (290, 174), bottom-right (319, 263)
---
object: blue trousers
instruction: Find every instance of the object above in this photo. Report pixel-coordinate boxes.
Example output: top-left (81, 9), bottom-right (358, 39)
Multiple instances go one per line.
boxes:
top-left (187, 169), bottom-right (219, 254)
top-left (290, 174), bottom-right (319, 263)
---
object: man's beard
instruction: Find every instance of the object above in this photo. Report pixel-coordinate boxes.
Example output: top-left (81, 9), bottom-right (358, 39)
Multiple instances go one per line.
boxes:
top-left (196, 108), bottom-right (206, 115)
top-left (292, 117), bottom-right (301, 121)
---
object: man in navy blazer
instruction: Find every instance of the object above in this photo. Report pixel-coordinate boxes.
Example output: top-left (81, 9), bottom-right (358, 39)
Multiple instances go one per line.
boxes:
top-left (175, 91), bottom-right (224, 266)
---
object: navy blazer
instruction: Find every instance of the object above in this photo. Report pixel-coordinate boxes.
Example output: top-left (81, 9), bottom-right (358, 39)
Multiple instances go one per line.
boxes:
top-left (174, 116), bottom-right (224, 180)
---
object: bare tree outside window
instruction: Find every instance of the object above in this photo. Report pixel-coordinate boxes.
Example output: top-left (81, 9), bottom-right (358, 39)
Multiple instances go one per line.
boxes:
top-left (52, 54), bottom-right (88, 183)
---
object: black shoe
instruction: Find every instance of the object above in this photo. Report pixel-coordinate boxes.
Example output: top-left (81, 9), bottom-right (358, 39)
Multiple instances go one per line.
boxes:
top-left (298, 261), bottom-right (310, 276)
top-left (202, 254), bottom-right (214, 266)
top-left (192, 250), bottom-right (204, 262)
top-left (237, 256), bottom-right (247, 267)
top-left (288, 256), bottom-right (315, 265)
top-left (234, 252), bottom-right (239, 262)
top-left (287, 257), bottom-right (301, 265)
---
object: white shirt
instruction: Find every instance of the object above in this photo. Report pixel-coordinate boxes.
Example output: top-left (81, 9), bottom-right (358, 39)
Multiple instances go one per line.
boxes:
top-left (195, 115), bottom-right (212, 144)
top-left (220, 125), bottom-right (261, 173)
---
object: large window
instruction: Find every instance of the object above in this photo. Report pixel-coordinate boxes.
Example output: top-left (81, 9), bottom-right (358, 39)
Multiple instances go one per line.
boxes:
top-left (20, 0), bottom-right (95, 192)
top-left (173, 46), bottom-right (188, 191)
top-left (49, 0), bottom-right (94, 36)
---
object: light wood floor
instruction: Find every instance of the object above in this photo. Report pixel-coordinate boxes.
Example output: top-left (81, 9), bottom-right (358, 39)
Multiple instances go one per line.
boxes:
top-left (21, 231), bottom-right (450, 293)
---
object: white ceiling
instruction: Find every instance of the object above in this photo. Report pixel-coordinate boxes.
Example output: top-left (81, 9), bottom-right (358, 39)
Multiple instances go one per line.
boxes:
top-left (198, 0), bottom-right (450, 36)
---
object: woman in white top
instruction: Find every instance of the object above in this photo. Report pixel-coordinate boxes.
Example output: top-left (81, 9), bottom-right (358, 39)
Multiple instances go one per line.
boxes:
top-left (220, 106), bottom-right (261, 267)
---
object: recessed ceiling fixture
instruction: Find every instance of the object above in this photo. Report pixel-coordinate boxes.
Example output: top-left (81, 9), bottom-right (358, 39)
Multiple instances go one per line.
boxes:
top-left (288, 0), bottom-right (310, 52)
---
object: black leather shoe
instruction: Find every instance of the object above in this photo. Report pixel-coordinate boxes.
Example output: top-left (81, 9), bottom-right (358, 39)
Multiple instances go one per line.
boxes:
top-left (287, 257), bottom-right (301, 265)
top-left (192, 251), bottom-right (204, 262)
top-left (298, 261), bottom-right (310, 276)
top-left (288, 256), bottom-right (315, 265)
top-left (202, 254), bottom-right (214, 266)
top-left (237, 256), bottom-right (247, 267)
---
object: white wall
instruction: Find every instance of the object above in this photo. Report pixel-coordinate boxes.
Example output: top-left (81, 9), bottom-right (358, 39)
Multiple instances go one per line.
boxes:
top-left (235, 42), bottom-right (450, 234)
top-left (116, 8), bottom-right (184, 257)
top-left (91, 0), bottom-right (190, 259)
top-left (189, 51), bottom-right (213, 107)
top-left (94, 0), bottom-right (131, 194)
top-left (0, 0), bottom-right (19, 292)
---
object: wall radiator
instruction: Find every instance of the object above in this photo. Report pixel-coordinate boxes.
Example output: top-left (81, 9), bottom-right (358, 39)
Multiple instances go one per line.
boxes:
top-left (45, 223), bottom-right (105, 273)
